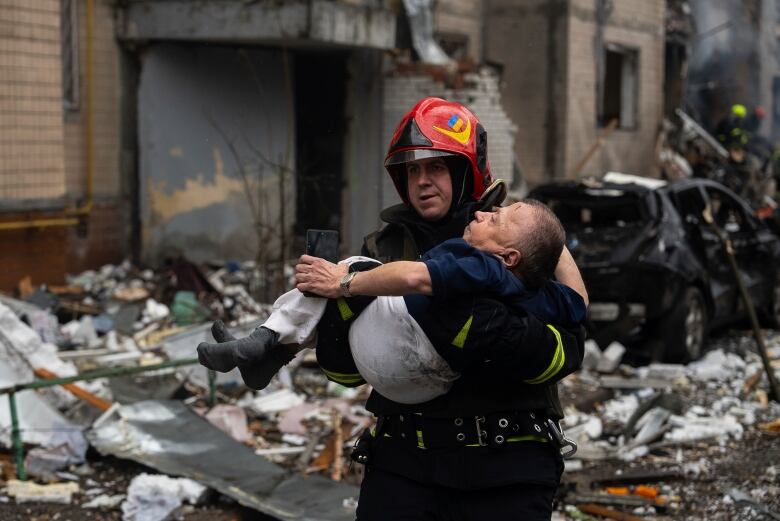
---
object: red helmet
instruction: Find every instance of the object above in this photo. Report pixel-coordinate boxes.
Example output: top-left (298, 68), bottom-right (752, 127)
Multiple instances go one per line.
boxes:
top-left (385, 97), bottom-right (493, 204)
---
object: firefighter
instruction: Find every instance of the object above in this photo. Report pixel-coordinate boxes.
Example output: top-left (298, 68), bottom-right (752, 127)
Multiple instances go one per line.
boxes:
top-left (199, 97), bottom-right (586, 520)
top-left (716, 103), bottom-right (750, 149)
top-left (336, 98), bottom-right (584, 520)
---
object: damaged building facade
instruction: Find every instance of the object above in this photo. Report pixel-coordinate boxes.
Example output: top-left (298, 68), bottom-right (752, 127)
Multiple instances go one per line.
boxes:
top-left (2, 0), bottom-right (673, 291)
top-left (485, 0), bottom-right (667, 184)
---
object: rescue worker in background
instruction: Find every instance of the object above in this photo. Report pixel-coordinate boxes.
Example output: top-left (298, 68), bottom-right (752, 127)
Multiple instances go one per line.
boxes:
top-left (199, 97), bottom-right (587, 520)
top-left (716, 103), bottom-right (750, 149)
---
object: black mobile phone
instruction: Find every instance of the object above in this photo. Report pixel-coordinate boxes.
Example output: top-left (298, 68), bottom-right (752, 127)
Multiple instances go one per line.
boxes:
top-left (305, 229), bottom-right (339, 262)
top-left (303, 229), bottom-right (339, 297)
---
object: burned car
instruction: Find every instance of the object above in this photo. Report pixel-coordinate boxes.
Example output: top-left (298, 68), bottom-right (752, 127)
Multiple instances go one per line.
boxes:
top-left (530, 173), bottom-right (780, 363)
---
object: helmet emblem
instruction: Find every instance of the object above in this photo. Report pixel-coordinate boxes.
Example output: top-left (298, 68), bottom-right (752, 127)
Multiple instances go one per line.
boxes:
top-left (433, 114), bottom-right (472, 145)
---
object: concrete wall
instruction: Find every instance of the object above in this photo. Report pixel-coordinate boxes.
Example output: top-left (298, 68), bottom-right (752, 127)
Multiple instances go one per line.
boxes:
top-left (0, 0), bottom-right (67, 204)
top-left (484, 0), bottom-right (564, 185)
top-left (137, 44), bottom-right (294, 265)
top-left (342, 50), bottom-right (385, 254)
top-left (0, 0), bottom-right (124, 291)
top-left (564, 0), bottom-right (665, 179)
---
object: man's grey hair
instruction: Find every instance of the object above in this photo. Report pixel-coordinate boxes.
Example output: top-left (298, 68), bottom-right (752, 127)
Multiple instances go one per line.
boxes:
top-left (514, 198), bottom-right (565, 289)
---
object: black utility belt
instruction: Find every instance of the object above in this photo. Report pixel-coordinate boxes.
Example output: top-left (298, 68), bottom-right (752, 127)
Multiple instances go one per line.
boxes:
top-left (374, 411), bottom-right (567, 451)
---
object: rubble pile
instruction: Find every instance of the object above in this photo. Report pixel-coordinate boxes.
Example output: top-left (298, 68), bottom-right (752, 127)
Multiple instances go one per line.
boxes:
top-left (1, 259), bottom-right (780, 519)
top-left (555, 334), bottom-right (780, 520)
top-left (3, 258), bottom-right (273, 373)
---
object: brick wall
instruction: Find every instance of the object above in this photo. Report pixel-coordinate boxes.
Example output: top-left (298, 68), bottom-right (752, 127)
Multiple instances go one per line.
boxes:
top-left (0, 0), bottom-right (67, 203)
top-left (564, 0), bottom-right (665, 178)
top-left (382, 71), bottom-right (517, 210)
top-left (0, 0), bottom-right (125, 292)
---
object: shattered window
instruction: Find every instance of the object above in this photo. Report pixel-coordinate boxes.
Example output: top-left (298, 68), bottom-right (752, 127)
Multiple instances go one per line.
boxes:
top-left (599, 45), bottom-right (638, 129)
top-left (672, 187), bottom-right (706, 225)
top-left (706, 188), bottom-right (752, 233)
top-left (547, 196), bottom-right (644, 229)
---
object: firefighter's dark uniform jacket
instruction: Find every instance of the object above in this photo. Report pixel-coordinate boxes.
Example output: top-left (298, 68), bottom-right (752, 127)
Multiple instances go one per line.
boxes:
top-left (319, 202), bottom-right (585, 492)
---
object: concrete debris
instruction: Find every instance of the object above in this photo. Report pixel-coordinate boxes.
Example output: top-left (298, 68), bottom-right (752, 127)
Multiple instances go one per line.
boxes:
top-left (2, 253), bottom-right (780, 520)
top-left (6, 479), bottom-right (80, 504)
top-left (121, 473), bottom-right (206, 521)
top-left (83, 493), bottom-right (126, 509)
top-left (559, 332), bottom-right (780, 519)
top-left (202, 404), bottom-right (250, 442)
top-left (596, 341), bottom-right (626, 373)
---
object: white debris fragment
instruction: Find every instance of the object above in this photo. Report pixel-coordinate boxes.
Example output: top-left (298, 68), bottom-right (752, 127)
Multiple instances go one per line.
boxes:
top-left (247, 389), bottom-right (305, 415)
top-left (581, 339), bottom-right (602, 371)
top-left (596, 341), bottom-right (626, 373)
top-left (84, 493), bottom-right (126, 509)
top-left (666, 414), bottom-right (743, 442)
top-left (687, 349), bottom-right (746, 382)
top-left (600, 393), bottom-right (639, 424)
top-left (121, 473), bottom-right (206, 521)
top-left (144, 299), bottom-right (170, 321)
top-left (638, 363), bottom-right (688, 381)
top-left (7, 480), bottom-right (79, 504)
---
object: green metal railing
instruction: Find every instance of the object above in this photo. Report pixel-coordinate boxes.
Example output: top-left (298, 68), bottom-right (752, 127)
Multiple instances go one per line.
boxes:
top-left (0, 358), bottom-right (216, 480)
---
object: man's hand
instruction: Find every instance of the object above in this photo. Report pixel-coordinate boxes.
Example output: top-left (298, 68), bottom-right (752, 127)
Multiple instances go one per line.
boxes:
top-left (295, 255), bottom-right (348, 298)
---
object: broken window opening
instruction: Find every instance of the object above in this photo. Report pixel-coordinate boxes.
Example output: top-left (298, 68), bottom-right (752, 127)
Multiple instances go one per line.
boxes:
top-left (436, 32), bottom-right (469, 61)
top-left (61, 0), bottom-right (80, 112)
top-left (599, 45), bottom-right (638, 130)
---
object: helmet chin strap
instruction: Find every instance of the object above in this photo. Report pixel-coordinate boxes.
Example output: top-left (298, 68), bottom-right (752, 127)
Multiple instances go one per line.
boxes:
top-left (451, 162), bottom-right (471, 213)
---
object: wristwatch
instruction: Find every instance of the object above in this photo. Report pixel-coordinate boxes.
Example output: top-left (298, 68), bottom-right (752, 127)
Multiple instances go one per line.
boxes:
top-left (340, 271), bottom-right (358, 298)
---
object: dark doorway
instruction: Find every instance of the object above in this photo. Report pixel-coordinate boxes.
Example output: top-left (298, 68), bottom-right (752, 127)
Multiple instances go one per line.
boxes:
top-left (294, 52), bottom-right (348, 246)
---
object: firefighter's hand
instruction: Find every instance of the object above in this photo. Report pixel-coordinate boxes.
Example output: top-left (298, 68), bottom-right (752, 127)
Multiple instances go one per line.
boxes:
top-left (295, 255), bottom-right (347, 298)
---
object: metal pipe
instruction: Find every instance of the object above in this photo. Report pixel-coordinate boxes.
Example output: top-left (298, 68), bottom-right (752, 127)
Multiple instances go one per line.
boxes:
top-left (208, 369), bottom-right (217, 408)
top-left (5, 357), bottom-right (203, 480)
top-left (703, 207), bottom-right (780, 402)
top-left (0, 358), bottom-right (199, 396)
top-left (9, 392), bottom-right (26, 480)
top-left (0, 218), bottom-right (79, 231)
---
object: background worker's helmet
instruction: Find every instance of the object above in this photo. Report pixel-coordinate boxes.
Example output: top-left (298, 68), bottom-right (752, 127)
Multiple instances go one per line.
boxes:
top-left (731, 104), bottom-right (747, 118)
top-left (384, 97), bottom-right (493, 205)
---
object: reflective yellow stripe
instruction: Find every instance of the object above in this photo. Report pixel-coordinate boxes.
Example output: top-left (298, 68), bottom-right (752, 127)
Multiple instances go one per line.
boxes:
top-left (524, 324), bottom-right (565, 384)
top-left (451, 315), bottom-right (474, 348)
top-left (336, 298), bottom-right (354, 320)
top-left (322, 368), bottom-right (364, 385)
top-left (416, 430), bottom-right (425, 448)
top-left (506, 435), bottom-right (548, 443)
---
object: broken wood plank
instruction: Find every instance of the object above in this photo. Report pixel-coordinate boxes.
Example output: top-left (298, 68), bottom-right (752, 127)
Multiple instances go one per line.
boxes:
top-left (577, 503), bottom-right (646, 521)
top-left (34, 367), bottom-right (113, 411)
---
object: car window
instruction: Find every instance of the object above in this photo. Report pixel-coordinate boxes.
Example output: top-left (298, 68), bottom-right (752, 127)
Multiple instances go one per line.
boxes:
top-left (704, 187), bottom-right (754, 234)
top-left (672, 187), bottom-right (706, 225)
top-left (545, 194), bottom-right (645, 229)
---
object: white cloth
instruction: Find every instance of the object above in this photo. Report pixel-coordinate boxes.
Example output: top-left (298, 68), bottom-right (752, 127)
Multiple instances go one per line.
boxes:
top-left (262, 257), bottom-right (457, 403)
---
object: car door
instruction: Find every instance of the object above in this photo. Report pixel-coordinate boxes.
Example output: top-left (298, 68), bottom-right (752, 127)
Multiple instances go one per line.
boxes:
top-left (702, 185), bottom-right (771, 313)
top-left (669, 185), bottom-right (735, 321)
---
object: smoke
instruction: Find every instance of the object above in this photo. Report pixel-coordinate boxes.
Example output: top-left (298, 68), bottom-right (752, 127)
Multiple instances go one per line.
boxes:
top-left (686, 0), bottom-right (771, 129)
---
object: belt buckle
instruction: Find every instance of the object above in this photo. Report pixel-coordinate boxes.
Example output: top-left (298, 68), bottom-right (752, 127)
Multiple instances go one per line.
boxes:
top-left (474, 416), bottom-right (487, 446)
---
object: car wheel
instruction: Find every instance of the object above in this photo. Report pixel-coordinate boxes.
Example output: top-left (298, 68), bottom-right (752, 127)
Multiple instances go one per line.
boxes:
top-left (660, 287), bottom-right (708, 363)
